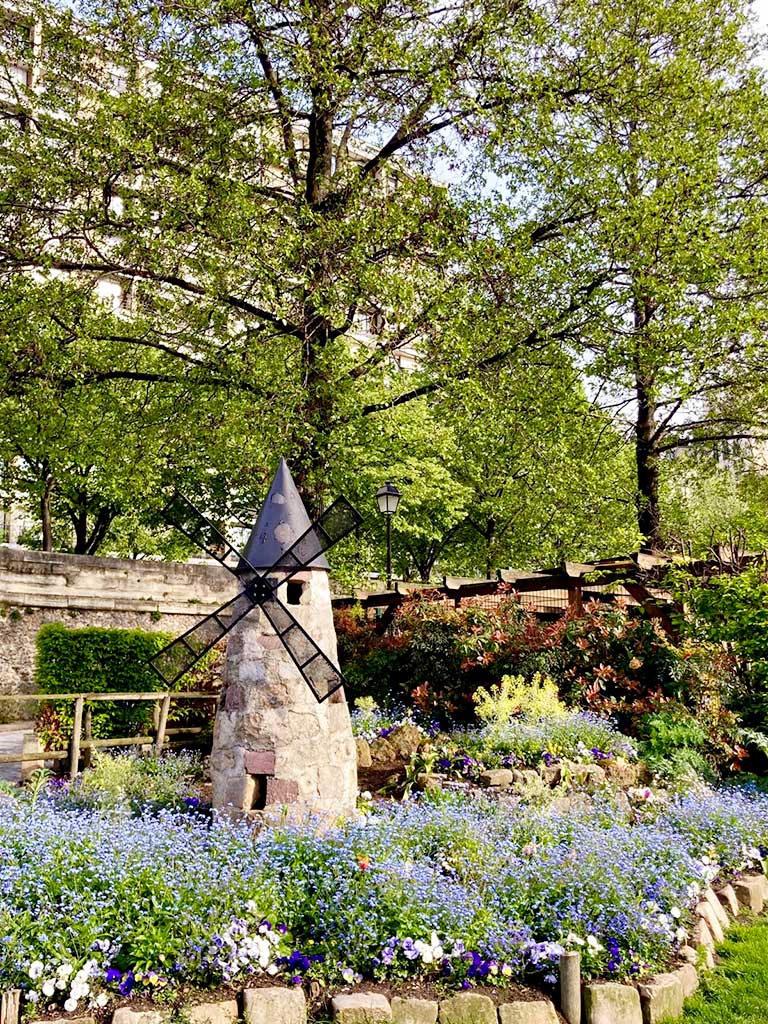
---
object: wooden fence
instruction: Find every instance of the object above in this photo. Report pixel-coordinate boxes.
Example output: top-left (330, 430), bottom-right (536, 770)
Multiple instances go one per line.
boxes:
top-left (334, 554), bottom-right (680, 638)
top-left (0, 691), bottom-right (218, 779)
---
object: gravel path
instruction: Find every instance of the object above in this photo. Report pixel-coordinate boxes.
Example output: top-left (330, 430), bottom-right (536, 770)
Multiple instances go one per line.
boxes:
top-left (0, 725), bottom-right (29, 784)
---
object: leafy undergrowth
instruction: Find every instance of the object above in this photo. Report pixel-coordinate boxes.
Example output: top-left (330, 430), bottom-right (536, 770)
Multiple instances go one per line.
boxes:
top-left (3, 783), bottom-right (768, 1016)
top-left (679, 921), bottom-right (768, 1023)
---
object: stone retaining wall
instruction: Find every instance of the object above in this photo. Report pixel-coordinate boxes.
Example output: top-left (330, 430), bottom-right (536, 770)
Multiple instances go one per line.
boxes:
top-left (0, 546), bottom-right (236, 720)
top-left (2, 874), bottom-right (767, 1024)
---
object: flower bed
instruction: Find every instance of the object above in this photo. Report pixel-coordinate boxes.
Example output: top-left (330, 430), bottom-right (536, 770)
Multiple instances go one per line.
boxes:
top-left (1, 785), bottom-right (768, 1015)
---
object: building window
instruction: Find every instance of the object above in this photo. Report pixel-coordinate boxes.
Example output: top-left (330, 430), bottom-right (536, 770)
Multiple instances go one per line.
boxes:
top-left (0, 16), bottom-right (34, 99)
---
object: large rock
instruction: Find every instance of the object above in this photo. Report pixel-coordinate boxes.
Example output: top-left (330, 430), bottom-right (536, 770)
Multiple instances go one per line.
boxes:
top-left (571, 764), bottom-right (607, 790)
top-left (694, 902), bottom-right (724, 944)
top-left (603, 760), bottom-right (639, 787)
top-left (391, 997), bottom-right (438, 1024)
top-left (438, 993), bottom-right (496, 1024)
top-left (583, 982), bottom-right (642, 1024)
top-left (387, 724), bottom-right (423, 759)
top-left (184, 1002), bottom-right (238, 1024)
top-left (703, 888), bottom-right (730, 931)
top-left (370, 736), bottom-right (399, 763)
top-left (717, 884), bottom-right (740, 918)
top-left (612, 789), bottom-right (632, 817)
top-left (539, 764), bottom-right (561, 785)
top-left (332, 993), bottom-right (392, 1023)
top-left (243, 987), bottom-right (307, 1024)
top-left (415, 773), bottom-right (443, 792)
top-left (637, 973), bottom-right (684, 1023)
top-left (734, 877), bottom-right (764, 914)
top-left (497, 1001), bottom-right (559, 1024)
top-left (479, 768), bottom-right (515, 788)
top-left (28, 1018), bottom-right (95, 1024)
top-left (672, 964), bottom-right (699, 1000)
top-left (691, 918), bottom-right (715, 951)
top-left (550, 793), bottom-right (594, 815)
top-left (112, 1012), bottom-right (165, 1024)
top-left (356, 738), bottom-right (372, 768)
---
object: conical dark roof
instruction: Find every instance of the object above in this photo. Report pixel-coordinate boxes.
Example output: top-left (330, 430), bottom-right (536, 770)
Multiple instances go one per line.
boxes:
top-left (240, 458), bottom-right (329, 571)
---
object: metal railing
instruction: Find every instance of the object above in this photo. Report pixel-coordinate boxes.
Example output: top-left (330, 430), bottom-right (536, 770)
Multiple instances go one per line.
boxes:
top-left (0, 691), bottom-right (218, 779)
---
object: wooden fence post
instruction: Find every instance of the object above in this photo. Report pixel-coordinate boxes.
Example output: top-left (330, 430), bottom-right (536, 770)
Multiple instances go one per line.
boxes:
top-left (70, 696), bottom-right (84, 781)
top-left (559, 950), bottom-right (581, 1024)
top-left (1, 988), bottom-right (21, 1024)
top-left (83, 705), bottom-right (93, 769)
top-left (155, 693), bottom-right (171, 756)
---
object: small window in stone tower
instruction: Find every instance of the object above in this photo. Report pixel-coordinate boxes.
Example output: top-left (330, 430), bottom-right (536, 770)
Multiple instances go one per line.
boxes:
top-left (287, 581), bottom-right (304, 605)
top-left (252, 777), bottom-right (268, 811)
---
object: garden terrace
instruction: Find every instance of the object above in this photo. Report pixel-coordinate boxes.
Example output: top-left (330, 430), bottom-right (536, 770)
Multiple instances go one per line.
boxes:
top-left (2, 774), bottom-right (768, 1023)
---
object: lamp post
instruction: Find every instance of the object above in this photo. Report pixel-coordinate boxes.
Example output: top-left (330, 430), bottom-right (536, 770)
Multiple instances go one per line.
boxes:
top-left (376, 481), bottom-right (402, 589)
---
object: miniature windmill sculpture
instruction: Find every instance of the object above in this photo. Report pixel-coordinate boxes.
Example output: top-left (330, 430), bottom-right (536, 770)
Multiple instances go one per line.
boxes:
top-left (150, 459), bottom-right (363, 818)
top-left (149, 470), bottom-right (362, 703)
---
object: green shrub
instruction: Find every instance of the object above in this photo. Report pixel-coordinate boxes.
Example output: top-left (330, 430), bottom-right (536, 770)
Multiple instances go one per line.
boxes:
top-left (34, 624), bottom-right (219, 750)
top-left (637, 707), bottom-right (714, 783)
top-left (474, 673), bottom-right (566, 732)
top-left (462, 710), bottom-right (638, 768)
top-left (57, 750), bottom-right (204, 813)
top-left (672, 564), bottom-right (768, 732)
top-left (335, 595), bottom-right (553, 723)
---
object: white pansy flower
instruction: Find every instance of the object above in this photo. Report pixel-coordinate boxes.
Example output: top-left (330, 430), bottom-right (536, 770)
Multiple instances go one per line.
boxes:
top-left (64, 998), bottom-right (78, 1013)
top-left (586, 935), bottom-right (603, 952)
top-left (675, 927), bottom-right (688, 943)
top-left (95, 993), bottom-right (109, 1008)
top-left (42, 980), bottom-right (56, 998)
top-left (28, 961), bottom-right (44, 981)
top-left (414, 932), bottom-right (444, 964)
top-left (670, 907), bottom-right (681, 919)
top-left (57, 964), bottom-right (73, 979)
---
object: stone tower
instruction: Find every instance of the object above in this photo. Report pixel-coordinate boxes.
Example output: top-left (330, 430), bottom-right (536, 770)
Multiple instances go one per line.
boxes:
top-left (210, 459), bottom-right (358, 822)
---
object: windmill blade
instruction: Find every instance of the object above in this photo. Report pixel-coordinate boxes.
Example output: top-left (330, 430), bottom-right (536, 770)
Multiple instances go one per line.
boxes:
top-left (162, 492), bottom-right (260, 577)
top-left (149, 590), bottom-right (257, 686)
top-left (259, 591), bottom-right (347, 702)
top-left (266, 496), bottom-right (363, 581)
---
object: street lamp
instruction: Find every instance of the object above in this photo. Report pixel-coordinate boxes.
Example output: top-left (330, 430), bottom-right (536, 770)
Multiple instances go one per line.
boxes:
top-left (376, 481), bottom-right (402, 589)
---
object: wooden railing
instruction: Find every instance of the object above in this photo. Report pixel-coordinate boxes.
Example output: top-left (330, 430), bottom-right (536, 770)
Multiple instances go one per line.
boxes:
top-left (0, 691), bottom-right (218, 779)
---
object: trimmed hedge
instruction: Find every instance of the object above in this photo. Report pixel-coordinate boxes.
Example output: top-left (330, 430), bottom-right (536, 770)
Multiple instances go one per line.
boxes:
top-left (34, 624), bottom-right (218, 750)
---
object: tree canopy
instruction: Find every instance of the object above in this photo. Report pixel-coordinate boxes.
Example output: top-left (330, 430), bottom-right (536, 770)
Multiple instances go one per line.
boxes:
top-left (1, 0), bottom-right (768, 573)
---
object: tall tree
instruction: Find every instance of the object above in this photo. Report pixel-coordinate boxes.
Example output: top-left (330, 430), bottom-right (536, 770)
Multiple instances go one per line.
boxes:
top-left (0, 0), bottom-right (569, 504)
top-left (487, 0), bottom-right (768, 548)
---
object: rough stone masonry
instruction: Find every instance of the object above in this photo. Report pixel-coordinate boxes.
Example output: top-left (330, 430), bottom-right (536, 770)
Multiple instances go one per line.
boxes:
top-left (209, 459), bottom-right (358, 822)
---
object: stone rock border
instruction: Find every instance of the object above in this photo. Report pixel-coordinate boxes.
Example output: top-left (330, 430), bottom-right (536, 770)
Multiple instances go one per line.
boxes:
top-left (3, 875), bottom-right (767, 1024)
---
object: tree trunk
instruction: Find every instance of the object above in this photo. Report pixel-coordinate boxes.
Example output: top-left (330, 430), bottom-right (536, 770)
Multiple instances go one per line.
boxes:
top-left (635, 396), bottom-right (661, 549)
top-left (84, 506), bottom-right (115, 554)
top-left (72, 505), bottom-right (89, 554)
top-left (293, 87), bottom-right (339, 511)
top-left (40, 470), bottom-right (55, 552)
top-left (633, 296), bottom-right (661, 549)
